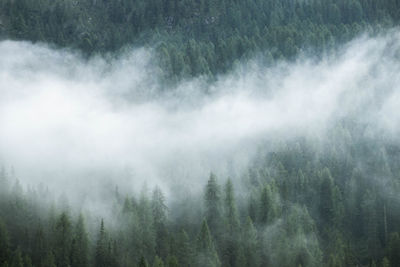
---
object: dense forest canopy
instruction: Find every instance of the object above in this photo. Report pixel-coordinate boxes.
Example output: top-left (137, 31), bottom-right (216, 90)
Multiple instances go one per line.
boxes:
top-left (1, 0), bottom-right (400, 267)
top-left (0, 0), bottom-right (400, 79)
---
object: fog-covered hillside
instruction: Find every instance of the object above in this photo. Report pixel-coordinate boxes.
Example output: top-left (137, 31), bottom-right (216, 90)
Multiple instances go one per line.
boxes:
top-left (1, 1), bottom-right (400, 267)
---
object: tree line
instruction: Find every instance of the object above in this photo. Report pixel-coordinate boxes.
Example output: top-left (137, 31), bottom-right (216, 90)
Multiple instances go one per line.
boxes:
top-left (1, 122), bottom-right (400, 266)
top-left (0, 0), bottom-right (399, 79)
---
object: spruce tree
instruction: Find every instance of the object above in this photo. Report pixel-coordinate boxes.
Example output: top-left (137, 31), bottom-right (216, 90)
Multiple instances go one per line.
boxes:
top-left (70, 214), bottom-right (89, 267)
top-left (222, 179), bottom-right (239, 267)
top-left (95, 220), bottom-right (108, 267)
top-left (204, 173), bottom-right (222, 236)
top-left (195, 220), bottom-right (220, 267)
top-left (259, 184), bottom-right (274, 225)
top-left (152, 187), bottom-right (169, 259)
top-left (53, 212), bottom-right (72, 267)
top-left (242, 217), bottom-right (259, 267)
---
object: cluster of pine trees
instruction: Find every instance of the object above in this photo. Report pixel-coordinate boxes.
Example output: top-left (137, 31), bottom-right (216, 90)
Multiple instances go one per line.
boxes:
top-left (1, 121), bottom-right (400, 267)
top-left (0, 0), bottom-right (399, 79)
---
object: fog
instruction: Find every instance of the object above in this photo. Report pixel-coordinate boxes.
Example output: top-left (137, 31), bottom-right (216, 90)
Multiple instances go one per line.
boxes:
top-left (1, 30), bottom-right (400, 207)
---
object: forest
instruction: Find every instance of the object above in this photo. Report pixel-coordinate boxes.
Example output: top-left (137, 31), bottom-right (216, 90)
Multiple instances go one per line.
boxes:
top-left (1, 122), bottom-right (400, 267)
top-left (1, 0), bottom-right (400, 266)
top-left (0, 0), bottom-right (400, 79)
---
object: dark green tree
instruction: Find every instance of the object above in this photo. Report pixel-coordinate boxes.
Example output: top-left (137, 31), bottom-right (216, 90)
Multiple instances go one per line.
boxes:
top-left (94, 220), bottom-right (108, 267)
top-left (53, 212), bottom-right (72, 267)
top-left (70, 214), bottom-right (89, 267)
top-left (204, 173), bottom-right (222, 236)
top-left (195, 220), bottom-right (220, 267)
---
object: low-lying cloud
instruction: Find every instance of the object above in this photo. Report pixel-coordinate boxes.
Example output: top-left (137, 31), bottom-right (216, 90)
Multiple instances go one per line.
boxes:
top-left (1, 30), bottom-right (400, 201)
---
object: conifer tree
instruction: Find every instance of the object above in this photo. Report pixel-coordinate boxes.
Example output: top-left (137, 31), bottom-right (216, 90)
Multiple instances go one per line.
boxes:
top-left (242, 217), bottom-right (259, 267)
top-left (195, 220), bottom-right (220, 267)
top-left (53, 212), bottom-right (72, 267)
top-left (319, 168), bottom-right (335, 230)
top-left (176, 230), bottom-right (192, 267)
top-left (222, 179), bottom-right (240, 267)
top-left (95, 220), bottom-right (108, 267)
top-left (32, 224), bottom-right (47, 267)
top-left (259, 185), bottom-right (273, 225)
top-left (152, 187), bottom-right (169, 259)
top-left (204, 173), bottom-right (222, 236)
top-left (70, 214), bottom-right (89, 267)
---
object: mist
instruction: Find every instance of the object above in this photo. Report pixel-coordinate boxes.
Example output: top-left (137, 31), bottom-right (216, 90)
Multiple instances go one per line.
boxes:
top-left (1, 30), bottom-right (400, 206)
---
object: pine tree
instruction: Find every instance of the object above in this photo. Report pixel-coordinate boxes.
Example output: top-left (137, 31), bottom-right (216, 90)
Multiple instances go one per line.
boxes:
top-left (319, 168), bottom-right (335, 231)
top-left (70, 214), bottom-right (89, 267)
top-left (32, 224), bottom-right (47, 267)
top-left (259, 184), bottom-right (274, 225)
top-left (195, 220), bottom-right (220, 267)
top-left (224, 179), bottom-right (239, 233)
top-left (242, 217), bottom-right (259, 267)
top-left (361, 190), bottom-right (380, 260)
top-left (176, 230), bottom-right (192, 267)
top-left (152, 187), bottom-right (169, 259)
top-left (95, 220), bottom-right (108, 267)
top-left (53, 212), bottom-right (72, 267)
top-left (138, 187), bottom-right (156, 261)
top-left (222, 179), bottom-right (240, 267)
top-left (204, 173), bottom-right (222, 236)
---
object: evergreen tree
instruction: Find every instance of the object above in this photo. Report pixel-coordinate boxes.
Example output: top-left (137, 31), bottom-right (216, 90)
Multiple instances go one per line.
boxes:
top-left (94, 220), bottom-right (108, 267)
top-left (242, 217), bottom-right (259, 267)
top-left (32, 224), bottom-right (47, 267)
top-left (70, 214), bottom-right (89, 267)
top-left (259, 184), bottom-right (274, 225)
top-left (195, 220), bottom-right (220, 267)
top-left (204, 173), bottom-right (222, 236)
top-left (138, 187), bottom-right (156, 261)
top-left (152, 187), bottom-right (169, 259)
top-left (222, 179), bottom-right (239, 267)
top-left (319, 168), bottom-right (336, 233)
top-left (175, 230), bottom-right (192, 267)
top-left (53, 212), bottom-right (72, 267)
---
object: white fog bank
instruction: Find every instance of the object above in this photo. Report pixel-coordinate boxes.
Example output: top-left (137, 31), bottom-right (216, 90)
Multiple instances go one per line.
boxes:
top-left (1, 30), bottom-right (400, 199)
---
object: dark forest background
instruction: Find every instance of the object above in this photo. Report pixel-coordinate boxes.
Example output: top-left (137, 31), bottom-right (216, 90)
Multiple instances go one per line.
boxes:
top-left (1, 0), bottom-right (399, 79)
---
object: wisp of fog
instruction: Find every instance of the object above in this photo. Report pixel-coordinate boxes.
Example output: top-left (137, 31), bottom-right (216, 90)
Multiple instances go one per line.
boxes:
top-left (1, 30), bottom-right (400, 205)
